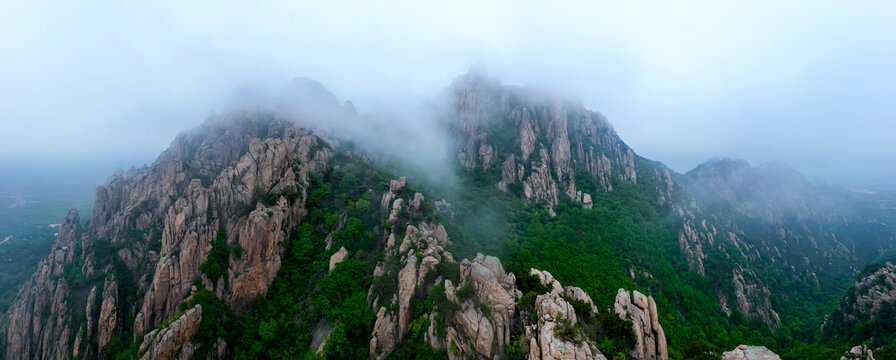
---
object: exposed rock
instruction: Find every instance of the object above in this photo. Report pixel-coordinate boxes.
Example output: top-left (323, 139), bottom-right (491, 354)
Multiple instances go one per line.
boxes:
top-left (823, 262), bottom-right (896, 345)
top-left (843, 263), bottom-right (895, 320)
top-left (731, 268), bottom-right (780, 329)
top-left (381, 176), bottom-right (406, 209)
top-left (614, 289), bottom-right (668, 360)
top-left (721, 345), bottom-right (781, 360)
top-left (582, 193), bottom-right (593, 209)
top-left (388, 198), bottom-right (404, 223)
top-left (5, 210), bottom-right (80, 360)
top-left (97, 278), bottom-right (119, 349)
top-left (310, 319), bottom-right (333, 353)
top-left (329, 247), bottom-right (348, 272)
top-left (138, 305), bottom-right (203, 360)
top-left (841, 345), bottom-right (875, 360)
top-left (135, 125), bottom-right (331, 335)
top-left (370, 220), bottom-right (453, 359)
top-left (410, 193), bottom-right (425, 210)
top-left (397, 251), bottom-right (418, 337)
top-left (529, 290), bottom-right (606, 360)
top-left (450, 70), bottom-right (637, 213)
top-left (370, 306), bottom-right (398, 358)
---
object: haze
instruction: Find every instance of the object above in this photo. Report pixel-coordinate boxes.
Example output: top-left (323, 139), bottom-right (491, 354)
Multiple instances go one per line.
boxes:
top-left (1, 1), bottom-right (895, 187)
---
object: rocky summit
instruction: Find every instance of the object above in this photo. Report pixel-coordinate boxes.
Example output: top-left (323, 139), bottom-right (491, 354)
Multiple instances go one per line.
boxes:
top-left (2, 72), bottom-right (895, 359)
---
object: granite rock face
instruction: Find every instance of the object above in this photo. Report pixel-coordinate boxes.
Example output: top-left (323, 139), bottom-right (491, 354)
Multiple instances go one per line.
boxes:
top-left (138, 305), bottom-right (203, 360)
top-left (835, 262), bottom-right (896, 321)
top-left (5, 210), bottom-right (81, 360)
top-left (822, 262), bottom-right (896, 348)
top-left (525, 269), bottom-right (607, 360)
top-left (613, 289), bottom-right (668, 360)
top-left (449, 71), bottom-right (637, 215)
top-left (5, 116), bottom-right (332, 359)
top-left (721, 345), bottom-right (782, 360)
top-left (135, 123), bottom-right (332, 336)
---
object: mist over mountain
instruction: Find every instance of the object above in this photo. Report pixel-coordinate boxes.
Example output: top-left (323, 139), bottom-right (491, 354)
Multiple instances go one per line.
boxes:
top-left (2, 2), bottom-right (896, 360)
top-left (3, 2), bottom-right (896, 186)
top-left (0, 71), bottom-right (893, 360)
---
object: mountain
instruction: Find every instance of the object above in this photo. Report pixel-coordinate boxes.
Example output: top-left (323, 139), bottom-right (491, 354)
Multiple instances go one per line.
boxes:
top-left (3, 71), bottom-right (894, 360)
top-left (821, 262), bottom-right (896, 358)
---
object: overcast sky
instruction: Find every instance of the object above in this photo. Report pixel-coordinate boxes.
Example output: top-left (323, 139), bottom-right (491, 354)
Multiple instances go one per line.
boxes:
top-left (1, 1), bottom-right (894, 185)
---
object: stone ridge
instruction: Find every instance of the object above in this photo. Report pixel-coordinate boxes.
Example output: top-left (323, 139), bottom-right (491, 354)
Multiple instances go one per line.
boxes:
top-left (368, 177), bottom-right (667, 360)
top-left (449, 71), bottom-right (637, 215)
top-left (4, 116), bottom-right (332, 360)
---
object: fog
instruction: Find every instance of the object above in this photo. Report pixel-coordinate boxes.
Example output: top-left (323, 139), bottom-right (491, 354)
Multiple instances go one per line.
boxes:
top-left (2, 1), bottom-right (895, 187)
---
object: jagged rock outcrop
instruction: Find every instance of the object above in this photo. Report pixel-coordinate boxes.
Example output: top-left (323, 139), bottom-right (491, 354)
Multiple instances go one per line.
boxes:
top-left (822, 262), bottom-right (896, 347)
top-left (450, 71), bottom-right (637, 214)
top-left (838, 262), bottom-right (896, 321)
top-left (97, 278), bottom-right (119, 348)
top-left (138, 304), bottom-right (203, 360)
top-left (721, 345), bottom-right (781, 360)
top-left (7, 72), bottom-right (889, 360)
top-left (368, 219), bottom-right (454, 359)
top-left (6, 116), bottom-right (333, 359)
top-left (613, 289), bottom-right (668, 360)
top-left (368, 218), bottom-right (670, 360)
top-left (840, 345), bottom-right (875, 360)
top-left (135, 125), bottom-right (332, 336)
top-left (5, 210), bottom-right (80, 360)
top-left (436, 254), bottom-right (519, 359)
top-left (526, 269), bottom-right (607, 360)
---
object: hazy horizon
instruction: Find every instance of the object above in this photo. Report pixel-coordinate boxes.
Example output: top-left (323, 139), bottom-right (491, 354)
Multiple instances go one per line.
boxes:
top-left (2, 1), bottom-right (895, 187)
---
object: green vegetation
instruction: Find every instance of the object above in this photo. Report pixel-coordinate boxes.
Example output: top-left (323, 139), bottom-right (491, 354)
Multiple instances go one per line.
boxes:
top-left (231, 154), bottom-right (389, 359)
top-left (199, 227), bottom-right (230, 285)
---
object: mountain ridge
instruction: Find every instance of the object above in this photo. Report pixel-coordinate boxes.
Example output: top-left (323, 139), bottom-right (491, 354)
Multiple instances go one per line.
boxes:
top-left (3, 71), bottom-right (894, 359)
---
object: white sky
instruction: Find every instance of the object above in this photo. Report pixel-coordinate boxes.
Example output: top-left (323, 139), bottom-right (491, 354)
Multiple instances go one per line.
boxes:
top-left (1, 1), bottom-right (894, 183)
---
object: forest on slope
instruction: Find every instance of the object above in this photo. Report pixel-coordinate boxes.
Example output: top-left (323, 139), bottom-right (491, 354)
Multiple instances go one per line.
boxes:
top-left (2, 73), bottom-right (894, 360)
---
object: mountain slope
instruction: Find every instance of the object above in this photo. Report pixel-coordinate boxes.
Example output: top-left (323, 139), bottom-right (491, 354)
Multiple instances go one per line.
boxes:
top-left (3, 71), bottom-right (894, 360)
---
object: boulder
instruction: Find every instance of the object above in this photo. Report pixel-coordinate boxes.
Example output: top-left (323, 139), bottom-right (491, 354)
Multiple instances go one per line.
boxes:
top-left (721, 345), bottom-right (781, 360)
top-left (329, 247), bottom-right (348, 272)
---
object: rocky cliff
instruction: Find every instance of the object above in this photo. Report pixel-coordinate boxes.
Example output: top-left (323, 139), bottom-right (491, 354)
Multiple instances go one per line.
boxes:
top-left (821, 262), bottom-right (896, 355)
top-left (368, 177), bottom-right (667, 359)
top-left (6, 209), bottom-right (81, 360)
top-left (449, 71), bottom-right (636, 215)
top-left (4, 72), bottom-right (893, 359)
top-left (5, 115), bottom-right (333, 359)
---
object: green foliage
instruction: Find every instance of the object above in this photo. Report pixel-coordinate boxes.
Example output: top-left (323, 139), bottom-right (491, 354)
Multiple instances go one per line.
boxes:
top-left (147, 229), bottom-right (163, 252)
top-left (554, 316), bottom-right (585, 343)
top-left (817, 263), bottom-right (896, 357)
top-left (199, 227), bottom-right (230, 285)
top-left (187, 287), bottom-right (237, 359)
top-left (387, 308), bottom-right (445, 360)
top-left (232, 222), bottom-right (325, 359)
top-left (313, 259), bottom-right (369, 317)
top-left (231, 154), bottom-right (389, 359)
top-left (455, 280), bottom-right (475, 302)
top-left (231, 243), bottom-right (244, 258)
top-left (434, 260), bottom-right (460, 284)
top-left (104, 336), bottom-right (138, 360)
top-left (504, 333), bottom-right (528, 360)
top-left (518, 291), bottom-right (538, 312)
top-left (514, 270), bottom-right (550, 296)
top-left (261, 191), bottom-right (300, 206)
top-left (594, 311), bottom-right (637, 357)
top-left (681, 341), bottom-right (721, 360)
top-left (428, 284), bottom-right (461, 339)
